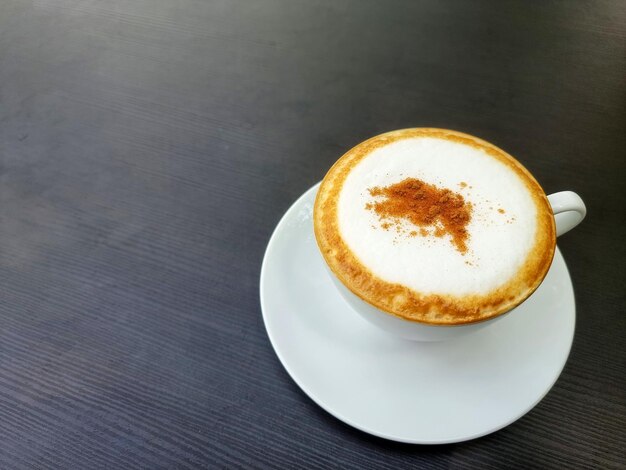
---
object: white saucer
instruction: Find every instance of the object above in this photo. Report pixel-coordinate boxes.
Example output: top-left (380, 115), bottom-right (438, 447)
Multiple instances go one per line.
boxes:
top-left (260, 183), bottom-right (575, 444)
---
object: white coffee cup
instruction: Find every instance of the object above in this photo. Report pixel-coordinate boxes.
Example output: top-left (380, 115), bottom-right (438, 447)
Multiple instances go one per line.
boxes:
top-left (325, 191), bottom-right (585, 341)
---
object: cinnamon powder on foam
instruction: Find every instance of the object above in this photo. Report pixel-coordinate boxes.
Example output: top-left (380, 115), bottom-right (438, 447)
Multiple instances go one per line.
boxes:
top-left (365, 178), bottom-right (472, 254)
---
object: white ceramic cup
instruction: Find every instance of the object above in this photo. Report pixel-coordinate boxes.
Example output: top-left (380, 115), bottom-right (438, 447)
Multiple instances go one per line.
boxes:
top-left (325, 191), bottom-right (586, 341)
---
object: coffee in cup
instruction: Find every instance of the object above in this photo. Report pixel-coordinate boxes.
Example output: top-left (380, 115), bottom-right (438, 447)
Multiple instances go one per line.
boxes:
top-left (314, 128), bottom-right (565, 326)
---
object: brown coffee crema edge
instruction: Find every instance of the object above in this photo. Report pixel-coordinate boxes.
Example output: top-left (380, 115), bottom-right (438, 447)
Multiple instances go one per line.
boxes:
top-left (313, 128), bottom-right (556, 325)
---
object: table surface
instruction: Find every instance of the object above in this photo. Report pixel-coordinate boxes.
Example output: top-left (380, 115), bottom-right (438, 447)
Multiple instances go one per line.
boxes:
top-left (1, 0), bottom-right (624, 468)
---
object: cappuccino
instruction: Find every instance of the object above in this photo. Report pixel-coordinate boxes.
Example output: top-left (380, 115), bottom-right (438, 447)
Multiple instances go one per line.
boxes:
top-left (314, 128), bottom-right (556, 325)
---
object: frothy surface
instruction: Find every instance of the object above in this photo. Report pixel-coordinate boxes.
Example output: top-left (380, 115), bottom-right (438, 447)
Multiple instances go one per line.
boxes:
top-left (313, 128), bottom-right (556, 324)
top-left (338, 137), bottom-right (537, 295)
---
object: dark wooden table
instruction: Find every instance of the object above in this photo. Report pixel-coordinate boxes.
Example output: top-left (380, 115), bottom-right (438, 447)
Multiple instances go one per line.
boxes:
top-left (1, 1), bottom-right (624, 468)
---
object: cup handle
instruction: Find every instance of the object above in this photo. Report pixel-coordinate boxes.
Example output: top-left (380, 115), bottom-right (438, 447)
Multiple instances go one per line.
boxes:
top-left (547, 191), bottom-right (586, 237)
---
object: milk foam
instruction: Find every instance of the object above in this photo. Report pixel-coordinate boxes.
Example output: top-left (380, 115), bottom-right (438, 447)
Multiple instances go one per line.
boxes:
top-left (337, 137), bottom-right (537, 295)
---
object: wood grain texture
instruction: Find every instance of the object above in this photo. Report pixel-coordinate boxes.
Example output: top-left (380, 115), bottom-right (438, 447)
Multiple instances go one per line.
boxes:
top-left (0, 0), bottom-right (624, 468)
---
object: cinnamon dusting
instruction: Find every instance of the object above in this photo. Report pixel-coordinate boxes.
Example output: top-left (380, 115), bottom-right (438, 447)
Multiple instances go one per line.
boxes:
top-left (366, 178), bottom-right (472, 253)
